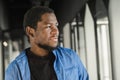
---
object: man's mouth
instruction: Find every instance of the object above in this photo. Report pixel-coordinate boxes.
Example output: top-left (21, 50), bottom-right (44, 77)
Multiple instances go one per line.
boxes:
top-left (50, 37), bottom-right (58, 42)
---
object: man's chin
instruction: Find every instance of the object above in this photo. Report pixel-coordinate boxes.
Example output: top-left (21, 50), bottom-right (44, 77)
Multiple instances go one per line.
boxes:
top-left (38, 44), bottom-right (58, 51)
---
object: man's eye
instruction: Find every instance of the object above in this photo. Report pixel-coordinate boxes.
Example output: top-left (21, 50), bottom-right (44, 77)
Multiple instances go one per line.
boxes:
top-left (47, 26), bottom-right (51, 28)
top-left (56, 23), bottom-right (59, 27)
top-left (46, 24), bottom-right (51, 28)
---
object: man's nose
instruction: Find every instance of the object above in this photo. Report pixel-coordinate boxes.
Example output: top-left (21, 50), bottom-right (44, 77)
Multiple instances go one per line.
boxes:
top-left (51, 25), bottom-right (59, 35)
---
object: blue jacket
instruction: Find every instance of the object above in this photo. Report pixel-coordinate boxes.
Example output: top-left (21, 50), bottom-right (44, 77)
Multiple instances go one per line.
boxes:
top-left (5, 47), bottom-right (89, 80)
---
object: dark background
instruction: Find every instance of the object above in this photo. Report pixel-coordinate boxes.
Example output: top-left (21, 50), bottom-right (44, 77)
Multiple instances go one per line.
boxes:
top-left (1, 0), bottom-right (109, 40)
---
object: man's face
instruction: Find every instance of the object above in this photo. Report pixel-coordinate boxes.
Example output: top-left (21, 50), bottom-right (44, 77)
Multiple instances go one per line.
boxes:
top-left (32, 13), bottom-right (59, 50)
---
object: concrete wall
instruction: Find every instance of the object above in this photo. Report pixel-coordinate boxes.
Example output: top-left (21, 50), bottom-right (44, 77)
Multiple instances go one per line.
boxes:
top-left (84, 5), bottom-right (98, 80)
top-left (109, 0), bottom-right (120, 80)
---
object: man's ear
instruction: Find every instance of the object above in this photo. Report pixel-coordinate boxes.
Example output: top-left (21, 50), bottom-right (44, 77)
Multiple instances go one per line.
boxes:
top-left (25, 26), bottom-right (35, 37)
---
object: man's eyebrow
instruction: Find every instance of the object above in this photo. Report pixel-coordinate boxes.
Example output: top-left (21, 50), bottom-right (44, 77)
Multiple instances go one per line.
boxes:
top-left (43, 21), bottom-right (58, 25)
top-left (43, 21), bottom-right (50, 24)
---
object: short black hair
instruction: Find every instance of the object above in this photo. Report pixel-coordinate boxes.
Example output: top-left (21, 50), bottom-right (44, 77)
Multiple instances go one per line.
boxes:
top-left (23, 6), bottom-right (54, 30)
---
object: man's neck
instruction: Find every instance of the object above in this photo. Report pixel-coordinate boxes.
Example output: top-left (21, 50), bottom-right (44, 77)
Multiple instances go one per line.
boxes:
top-left (30, 46), bottom-right (49, 57)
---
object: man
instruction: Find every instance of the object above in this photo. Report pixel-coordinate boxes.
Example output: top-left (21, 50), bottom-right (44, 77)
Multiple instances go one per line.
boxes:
top-left (5, 6), bottom-right (89, 80)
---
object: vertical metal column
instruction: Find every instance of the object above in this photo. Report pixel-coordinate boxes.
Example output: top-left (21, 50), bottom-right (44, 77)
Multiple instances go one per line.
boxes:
top-left (0, 41), bottom-right (3, 80)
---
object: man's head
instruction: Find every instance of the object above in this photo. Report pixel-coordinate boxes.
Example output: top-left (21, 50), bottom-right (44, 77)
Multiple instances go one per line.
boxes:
top-left (23, 6), bottom-right (59, 51)
top-left (23, 6), bottom-right (55, 30)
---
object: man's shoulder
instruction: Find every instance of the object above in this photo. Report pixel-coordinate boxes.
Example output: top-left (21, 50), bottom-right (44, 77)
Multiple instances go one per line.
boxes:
top-left (53, 47), bottom-right (77, 57)
top-left (6, 48), bottom-right (28, 67)
top-left (15, 49), bottom-right (27, 62)
top-left (55, 47), bottom-right (75, 53)
top-left (53, 47), bottom-right (80, 67)
top-left (6, 49), bottom-right (28, 70)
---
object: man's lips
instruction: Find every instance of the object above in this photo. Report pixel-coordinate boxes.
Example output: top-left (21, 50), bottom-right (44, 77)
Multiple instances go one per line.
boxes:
top-left (50, 37), bottom-right (58, 42)
top-left (50, 36), bottom-right (58, 41)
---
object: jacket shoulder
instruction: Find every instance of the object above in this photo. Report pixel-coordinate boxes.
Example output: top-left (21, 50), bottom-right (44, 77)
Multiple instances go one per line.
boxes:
top-left (54, 47), bottom-right (79, 65)
top-left (15, 50), bottom-right (27, 63)
top-left (5, 50), bottom-right (27, 72)
top-left (54, 47), bottom-right (77, 56)
top-left (5, 59), bottom-right (20, 80)
top-left (5, 50), bottom-right (28, 80)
